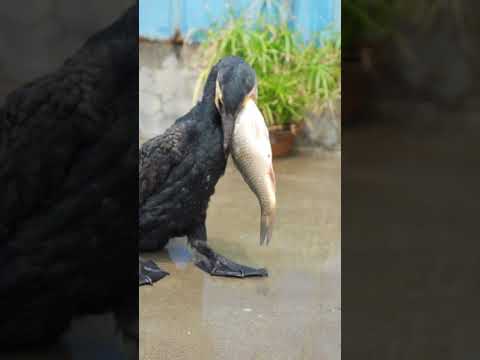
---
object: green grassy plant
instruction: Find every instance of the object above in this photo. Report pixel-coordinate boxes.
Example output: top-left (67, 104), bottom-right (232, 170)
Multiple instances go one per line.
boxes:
top-left (193, 16), bottom-right (341, 127)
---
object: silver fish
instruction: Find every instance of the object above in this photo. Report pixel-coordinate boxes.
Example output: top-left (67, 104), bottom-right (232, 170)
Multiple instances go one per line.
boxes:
top-left (231, 98), bottom-right (276, 245)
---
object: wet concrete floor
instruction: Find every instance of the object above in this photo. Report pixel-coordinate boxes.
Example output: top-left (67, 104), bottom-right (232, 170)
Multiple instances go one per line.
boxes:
top-left (139, 149), bottom-right (341, 360)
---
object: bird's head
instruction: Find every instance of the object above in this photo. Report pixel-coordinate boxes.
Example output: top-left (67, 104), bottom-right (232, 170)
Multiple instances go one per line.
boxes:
top-left (204, 56), bottom-right (259, 155)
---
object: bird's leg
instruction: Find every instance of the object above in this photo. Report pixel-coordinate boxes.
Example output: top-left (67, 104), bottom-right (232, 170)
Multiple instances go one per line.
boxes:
top-left (139, 257), bottom-right (169, 286)
top-left (188, 223), bottom-right (268, 278)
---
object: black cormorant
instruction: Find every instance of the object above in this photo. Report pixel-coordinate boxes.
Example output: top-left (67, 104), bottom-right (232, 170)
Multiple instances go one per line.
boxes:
top-left (139, 56), bottom-right (276, 285)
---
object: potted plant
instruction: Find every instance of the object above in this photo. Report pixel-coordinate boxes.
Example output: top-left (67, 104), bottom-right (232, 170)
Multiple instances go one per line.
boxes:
top-left (192, 16), bottom-right (341, 157)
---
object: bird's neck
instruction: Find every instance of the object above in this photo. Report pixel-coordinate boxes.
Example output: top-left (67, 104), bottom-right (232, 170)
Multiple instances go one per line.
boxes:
top-left (195, 98), bottom-right (230, 162)
top-left (196, 97), bottom-right (221, 128)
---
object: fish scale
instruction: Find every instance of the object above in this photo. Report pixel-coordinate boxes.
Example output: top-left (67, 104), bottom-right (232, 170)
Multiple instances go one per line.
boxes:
top-left (231, 99), bottom-right (276, 245)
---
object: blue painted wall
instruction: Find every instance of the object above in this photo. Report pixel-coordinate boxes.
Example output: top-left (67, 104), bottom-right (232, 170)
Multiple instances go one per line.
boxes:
top-left (139, 0), bottom-right (340, 43)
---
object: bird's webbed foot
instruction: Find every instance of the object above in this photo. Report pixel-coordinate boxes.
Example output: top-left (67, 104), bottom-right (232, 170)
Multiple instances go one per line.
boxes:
top-left (195, 249), bottom-right (268, 277)
top-left (188, 224), bottom-right (268, 278)
top-left (139, 258), bottom-right (169, 286)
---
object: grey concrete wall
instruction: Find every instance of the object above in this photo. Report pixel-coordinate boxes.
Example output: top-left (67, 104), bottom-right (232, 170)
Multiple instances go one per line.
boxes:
top-left (139, 42), bottom-right (200, 141)
top-left (300, 101), bottom-right (341, 151)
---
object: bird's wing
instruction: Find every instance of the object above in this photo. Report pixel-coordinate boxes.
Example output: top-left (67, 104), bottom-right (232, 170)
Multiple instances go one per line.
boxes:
top-left (139, 116), bottom-right (196, 206)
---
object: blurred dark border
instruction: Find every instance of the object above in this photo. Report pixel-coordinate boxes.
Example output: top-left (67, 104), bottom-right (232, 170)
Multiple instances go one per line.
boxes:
top-left (0, 1), bottom-right (138, 359)
top-left (342, 1), bottom-right (480, 358)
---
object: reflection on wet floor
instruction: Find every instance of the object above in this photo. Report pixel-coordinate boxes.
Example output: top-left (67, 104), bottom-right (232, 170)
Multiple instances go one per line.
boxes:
top-left (140, 150), bottom-right (341, 360)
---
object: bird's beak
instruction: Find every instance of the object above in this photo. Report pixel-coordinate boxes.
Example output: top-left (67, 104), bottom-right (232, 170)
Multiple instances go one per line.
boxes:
top-left (215, 79), bottom-right (235, 155)
top-left (221, 113), bottom-right (235, 155)
top-left (231, 98), bottom-right (277, 246)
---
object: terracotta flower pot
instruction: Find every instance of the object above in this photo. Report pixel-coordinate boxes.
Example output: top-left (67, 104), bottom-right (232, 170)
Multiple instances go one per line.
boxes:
top-left (268, 123), bottom-right (304, 158)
